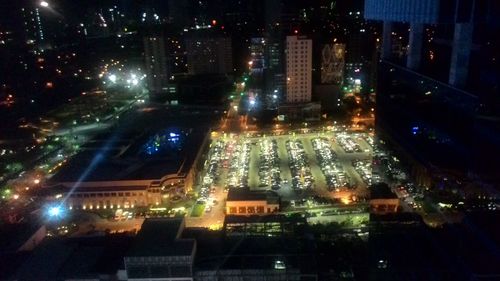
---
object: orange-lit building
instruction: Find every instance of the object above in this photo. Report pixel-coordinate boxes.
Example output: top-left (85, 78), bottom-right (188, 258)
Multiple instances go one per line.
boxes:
top-left (225, 189), bottom-right (280, 215)
top-left (369, 183), bottom-right (400, 214)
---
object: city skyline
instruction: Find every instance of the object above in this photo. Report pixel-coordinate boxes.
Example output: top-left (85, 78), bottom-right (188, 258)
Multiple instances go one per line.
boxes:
top-left (0, 1), bottom-right (499, 280)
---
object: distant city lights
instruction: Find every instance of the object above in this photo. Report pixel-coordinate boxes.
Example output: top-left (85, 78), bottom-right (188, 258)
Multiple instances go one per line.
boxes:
top-left (108, 74), bottom-right (117, 83)
top-left (47, 205), bottom-right (64, 218)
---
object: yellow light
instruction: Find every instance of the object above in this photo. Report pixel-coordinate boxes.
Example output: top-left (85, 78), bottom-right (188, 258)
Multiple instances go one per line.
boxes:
top-left (341, 197), bottom-right (351, 205)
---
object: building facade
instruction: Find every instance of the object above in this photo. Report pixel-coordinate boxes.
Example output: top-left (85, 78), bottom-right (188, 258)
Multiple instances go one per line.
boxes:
top-left (225, 190), bottom-right (279, 216)
top-left (59, 180), bottom-right (164, 210)
top-left (365, 0), bottom-right (500, 183)
top-left (143, 34), bottom-right (170, 97)
top-left (125, 218), bottom-right (196, 281)
top-left (185, 34), bottom-right (233, 75)
top-left (226, 200), bottom-right (279, 216)
top-left (321, 42), bottom-right (345, 85)
top-left (285, 35), bottom-right (312, 103)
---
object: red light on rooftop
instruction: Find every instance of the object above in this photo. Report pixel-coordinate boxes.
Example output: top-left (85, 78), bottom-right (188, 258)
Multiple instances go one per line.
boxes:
top-left (294, 29), bottom-right (298, 34)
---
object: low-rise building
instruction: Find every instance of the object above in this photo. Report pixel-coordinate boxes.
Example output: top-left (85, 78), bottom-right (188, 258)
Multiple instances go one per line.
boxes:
top-left (370, 183), bottom-right (400, 214)
top-left (224, 215), bottom-right (306, 237)
top-left (13, 235), bottom-right (133, 281)
top-left (42, 109), bottom-right (213, 211)
top-left (125, 218), bottom-right (196, 281)
top-left (225, 189), bottom-right (280, 215)
top-left (61, 181), bottom-right (162, 210)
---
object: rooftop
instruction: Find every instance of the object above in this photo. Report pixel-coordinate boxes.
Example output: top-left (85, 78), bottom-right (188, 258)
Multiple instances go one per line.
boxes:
top-left (14, 235), bottom-right (133, 280)
top-left (48, 107), bottom-right (214, 183)
top-left (227, 189), bottom-right (280, 204)
top-left (0, 220), bottom-right (44, 253)
top-left (127, 218), bottom-right (195, 257)
top-left (193, 235), bottom-right (316, 273)
top-left (370, 183), bottom-right (398, 199)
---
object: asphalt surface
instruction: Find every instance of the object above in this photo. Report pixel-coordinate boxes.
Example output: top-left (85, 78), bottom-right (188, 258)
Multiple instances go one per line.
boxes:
top-left (189, 131), bottom-right (375, 227)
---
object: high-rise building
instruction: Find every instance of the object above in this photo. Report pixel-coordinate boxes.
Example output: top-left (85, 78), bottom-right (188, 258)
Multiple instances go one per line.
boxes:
top-left (21, 7), bottom-right (44, 48)
top-left (167, 0), bottom-right (190, 29)
top-left (0, 0), bottom-right (68, 52)
top-left (365, 0), bottom-right (500, 184)
top-left (321, 42), bottom-right (345, 85)
top-left (263, 0), bottom-right (285, 107)
top-left (285, 35), bottom-right (312, 103)
top-left (185, 32), bottom-right (233, 75)
top-left (143, 34), bottom-right (169, 97)
top-left (249, 37), bottom-right (265, 73)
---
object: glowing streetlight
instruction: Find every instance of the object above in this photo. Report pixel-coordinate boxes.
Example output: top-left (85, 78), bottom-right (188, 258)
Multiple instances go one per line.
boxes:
top-left (40, 1), bottom-right (49, 7)
top-left (108, 74), bottom-right (117, 83)
top-left (48, 206), bottom-right (62, 217)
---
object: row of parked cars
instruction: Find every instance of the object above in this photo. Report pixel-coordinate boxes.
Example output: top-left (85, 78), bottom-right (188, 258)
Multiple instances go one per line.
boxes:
top-left (200, 140), bottom-right (225, 201)
top-left (352, 159), bottom-right (372, 186)
top-left (286, 139), bottom-right (314, 189)
top-left (336, 133), bottom-right (362, 153)
top-left (258, 139), bottom-right (281, 190)
top-left (311, 137), bottom-right (350, 191)
top-left (227, 140), bottom-right (251, 189)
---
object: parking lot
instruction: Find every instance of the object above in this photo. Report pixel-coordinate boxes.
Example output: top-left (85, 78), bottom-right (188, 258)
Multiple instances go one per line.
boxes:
top-left (195, 130), bottom-right (375, 219)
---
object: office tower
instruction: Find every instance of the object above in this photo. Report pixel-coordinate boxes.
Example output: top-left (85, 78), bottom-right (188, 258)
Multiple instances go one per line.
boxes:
top-left (365, 0), bottom-right (500, 184)
top-left (285, 35), bottom-right (312, 103)
top-left (263, 0), bottom-right (285, 107)
top-left (143, 34), bottom-right (169, 97)
top-left (167, 0), bottom-right (190, 29)
top-left (185, 32), bottom-right (232, 75)
top-left (21, 7), bottom-right (44, 48)
top-left (249, 37), bottom-right (265, 73)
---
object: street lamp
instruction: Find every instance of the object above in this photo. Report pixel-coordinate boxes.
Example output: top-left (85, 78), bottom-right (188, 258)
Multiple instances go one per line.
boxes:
top-left (39, 1), bottom-right (64, 19)
top-left (49, 206), bottom-right (61, 217)
top-left (108, 74), bottom-right (117, 83)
